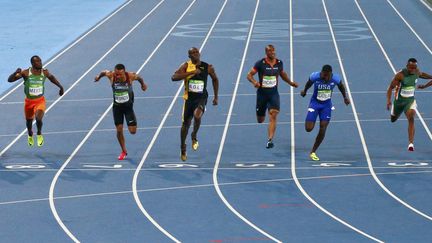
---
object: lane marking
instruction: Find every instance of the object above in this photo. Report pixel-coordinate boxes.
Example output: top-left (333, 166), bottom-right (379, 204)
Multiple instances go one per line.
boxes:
top-left (212, 0), bottom-right (281, 242)
top-left (290, 0), bottom-right (382, 242)
top-left (0, 0), bottom-right (135, 102)
top-left (82, 164), bottom-right (123, 169)
top-left (355, 0), bottom-right (432, 221)
top-left (48, 1), bottom-right (168, 242)
top-left (386, 0), bottom-right (432, 140)
top-left (0, 0), bottom-right (163, 159)
top-left (2, 89), bottom-right (432, 105)
top-left (131, 0), bottom-right (229, 242)
top-left (3, 170), bottom-right (432, 206)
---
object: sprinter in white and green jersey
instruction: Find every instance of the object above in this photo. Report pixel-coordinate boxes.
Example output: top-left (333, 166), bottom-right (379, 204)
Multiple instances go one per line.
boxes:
top-left (386, 58), bottom-right (432, 151)
top-left (8, 55), bottom-right (64, 147)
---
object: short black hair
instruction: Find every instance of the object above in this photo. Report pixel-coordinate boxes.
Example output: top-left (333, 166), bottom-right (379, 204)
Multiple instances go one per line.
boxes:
top-left (265, 44), bottom-right (275, 50)
top-left (407, 58), bottom-right (417, 64)
top-left (115, 63), bottom-right (125, 70)
top-left (30, 55), bottom-right (41, 64)
top-left (322, 64), bottom-right (332, 72)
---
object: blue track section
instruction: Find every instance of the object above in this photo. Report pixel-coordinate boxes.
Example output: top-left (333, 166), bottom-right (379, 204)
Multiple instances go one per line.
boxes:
top-left (0, 0), bottom-right (126, 94)
top-left (0, 0), bottom-right (431, 242)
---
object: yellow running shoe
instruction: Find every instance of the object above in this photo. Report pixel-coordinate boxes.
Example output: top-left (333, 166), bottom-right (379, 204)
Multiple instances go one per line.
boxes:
top-left (310, 152), bottom-right (320, 161)
top-left (28, 135), bottom-right (34, 147)
top-left (180, 150), bottom-right (187, 161)
top-left (37, 135), bottom-right (44, 147)
top-left (192, 139), bottom-right (199, 151)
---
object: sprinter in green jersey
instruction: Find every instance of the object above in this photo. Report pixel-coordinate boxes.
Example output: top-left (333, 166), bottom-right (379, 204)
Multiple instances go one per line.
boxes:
top-left (386, 58), bottom-right (432, 151)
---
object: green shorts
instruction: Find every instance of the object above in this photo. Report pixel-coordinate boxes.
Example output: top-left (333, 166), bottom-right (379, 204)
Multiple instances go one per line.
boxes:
top-left (391, 98), bottom-right (416, 117)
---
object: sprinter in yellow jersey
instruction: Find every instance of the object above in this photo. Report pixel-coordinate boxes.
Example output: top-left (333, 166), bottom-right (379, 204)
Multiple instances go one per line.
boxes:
top-left (8, 55), bottom-right (64, 147)
top-left (171, 47), bottom-right (219, 161)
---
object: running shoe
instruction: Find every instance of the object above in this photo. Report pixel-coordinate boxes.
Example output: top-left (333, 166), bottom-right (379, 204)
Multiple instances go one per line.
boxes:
top-left (310, 152), bottom-right (320, 161)
top-left (28, 135), bottom-right (34, 147)
top-left (118, 151), bottom-right (127, 160)
top-left (408, 143), bottom-right (414, 152)
top-left (266, 139), bottom-right (274, 149)
top-left (180, 150), bottom-right (187, 161)
top-left (192, 139), bottom-right (199, 151)
top-left (37, 135), bottom-right (44, 147)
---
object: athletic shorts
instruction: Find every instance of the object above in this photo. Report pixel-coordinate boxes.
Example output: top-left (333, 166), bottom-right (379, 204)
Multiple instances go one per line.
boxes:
top-left (256, 89), bottom-right (280, 117)
top-left (24, 96), bottom-right (46, 119)
top-left (182, 97), bottom-right (207, 123)
top-left (391, 98), bottom-right (416, 118)
top-left (113, 103), bottom-right (137, 126)
top-left (305, 100), bottom-right (332, 122)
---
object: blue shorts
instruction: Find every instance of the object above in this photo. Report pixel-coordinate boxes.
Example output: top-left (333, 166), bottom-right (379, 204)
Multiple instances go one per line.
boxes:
top-left (305, 100), bottom-right (332, 122)
top-left (256, 89), bottom-right (280, 117)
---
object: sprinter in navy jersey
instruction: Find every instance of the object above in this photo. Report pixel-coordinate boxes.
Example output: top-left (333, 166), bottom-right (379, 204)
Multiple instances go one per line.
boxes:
top-left (247, 45), bottom-right (298, 148)
top-left (301, 65), bottom-right (350, 161)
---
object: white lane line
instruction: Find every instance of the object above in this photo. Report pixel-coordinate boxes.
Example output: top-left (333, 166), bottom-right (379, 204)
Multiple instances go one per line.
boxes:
top-left (0, 0), bottom-right (166, 159)
top-left (386, 0), bottom-right (432, 140)
top-left (290, 1), bottom-right (382, 242)
top-left (2, 166), bottom-right (432, 172)
top-left (48, 1), bottom-right (168, 242)
top-left (131, 0), bottom-right (230, 241)
top-left (212, 0), bottom-right (281, 242)
top-left (355, 0), bottom-right (432, 221)
top-left (1, 117), bottom-right (431, 138)
top-left (0, 0), bottom-right (134, 102)
top-left (4, 169), bottom-right (432, 206)
top-left (2, 89), bottom-right (432, 104)
top-left (420, 0), bottom-right (432, 11)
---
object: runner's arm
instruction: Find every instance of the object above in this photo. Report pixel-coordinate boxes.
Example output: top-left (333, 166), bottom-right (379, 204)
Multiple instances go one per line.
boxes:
top-left (300, 79), bottom-right (313, 97)
top-left (208, 64), bottom-right (219, 105)
top-left (171, 63), bottom-right (196, 81)
top-left (419, 72), bottom-right (432, 79)
top-left (8, 68), bottom-right (24, 82)
top-left (387, 72), bottom-right (402, 110)
top-left (280, 70), bottom-right (298, 87)
top-left (45, 69), bottom-right (64, 96)
top-left (337, 81), bottom-right (350, 105)
top-left (94, 70), bottom-right (110, 82)
top-left (417, 79), bottom-right (432, 89)
top-left (246, 68), bottom-right (260, 88)
top-left (133, 73), bottom-right (147, 91)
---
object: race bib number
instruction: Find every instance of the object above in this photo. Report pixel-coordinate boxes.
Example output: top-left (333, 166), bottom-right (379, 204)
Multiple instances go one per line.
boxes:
top-left (115, 92), bottom-right (129, 103)
top-left (188, 79), bottom-right (204, 93)
top-left (262, 76), bottom-right (277, 88)
top-left (29, 86), bottom-right (43, 96)
top-left (317, 90), bottom-right (331, 101)
top-left (400, 86), bottom-right (415, 98)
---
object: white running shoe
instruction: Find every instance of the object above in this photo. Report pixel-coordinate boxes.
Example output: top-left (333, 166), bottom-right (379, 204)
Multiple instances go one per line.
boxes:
top-left (408, 143), bottom-right (414, 152)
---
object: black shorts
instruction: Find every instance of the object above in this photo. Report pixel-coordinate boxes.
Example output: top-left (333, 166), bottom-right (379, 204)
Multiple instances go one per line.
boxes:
top-left (256, 89), bottom-right (280, 117)
top-left (113, 103), bottom-right (137, 126)
top-left (182, 97), bottom-right (207, 123)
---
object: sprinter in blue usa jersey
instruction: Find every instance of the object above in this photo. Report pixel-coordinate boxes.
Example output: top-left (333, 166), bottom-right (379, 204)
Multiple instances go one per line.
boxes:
top-left (300, 65), bottom-right (350, 161)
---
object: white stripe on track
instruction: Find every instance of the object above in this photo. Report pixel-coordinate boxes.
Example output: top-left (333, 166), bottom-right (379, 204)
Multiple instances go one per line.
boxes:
top-left (131, 0), bottom-right (230, 241)
top-left (2, 117), bottom-right (432, 138)
top-left (212, 0), bottom-right (282, 242)
top-left (0, 0), bottom-right (134, 102)
top-left (48, 1), bottom-right (167, 242)
top-left (386, 0), bottom-right (432, 140)
top-left (354, 0), bottom-right (432, 221)
top-left (289, 0), bottom-right (382, 242)
top-left (5, 170), bottom-right (432, 206)
top-left (2, 90), bottom-right (432, 105)
top-left (420, 0), bottom-right (432, 11)
top-left (0, 0), bottom-right (166, 159)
